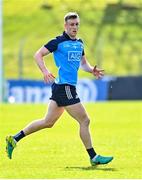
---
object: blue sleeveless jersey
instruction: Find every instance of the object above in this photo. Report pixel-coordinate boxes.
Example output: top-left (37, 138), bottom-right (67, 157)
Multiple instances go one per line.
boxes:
top-left (44, 31), bottom-right (85, 86)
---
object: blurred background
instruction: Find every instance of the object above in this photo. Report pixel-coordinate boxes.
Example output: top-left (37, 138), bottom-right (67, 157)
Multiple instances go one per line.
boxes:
top-left (0, 2), bottom-right (142, 179)
top-left (1, 0), bottom-right (142, 103)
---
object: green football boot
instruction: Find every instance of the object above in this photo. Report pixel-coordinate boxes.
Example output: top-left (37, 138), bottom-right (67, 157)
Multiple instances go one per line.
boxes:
top-left (90, 155), bottom-right (113, 166)
top-left (6, 135), bottom-right (17, 159)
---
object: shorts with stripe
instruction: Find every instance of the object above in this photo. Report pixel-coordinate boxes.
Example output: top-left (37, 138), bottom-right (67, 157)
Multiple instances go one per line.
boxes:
top-left (50, 83), bottom-right (80, 107)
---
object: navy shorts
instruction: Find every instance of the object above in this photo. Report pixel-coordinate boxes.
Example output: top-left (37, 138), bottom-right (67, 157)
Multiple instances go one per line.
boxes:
top-left (50, 83), bottom-right (80, 107)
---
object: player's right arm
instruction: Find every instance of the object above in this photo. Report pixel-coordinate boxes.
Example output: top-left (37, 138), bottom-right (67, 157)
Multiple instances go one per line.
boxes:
top-left (34, 46), bottom-right (55, 83)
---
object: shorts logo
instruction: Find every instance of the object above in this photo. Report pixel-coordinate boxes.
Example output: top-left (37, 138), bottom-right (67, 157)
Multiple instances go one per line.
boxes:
top-left (68, 51), bottom-right (82, 61)
top-left (65, 86), bottom-right (73, 99)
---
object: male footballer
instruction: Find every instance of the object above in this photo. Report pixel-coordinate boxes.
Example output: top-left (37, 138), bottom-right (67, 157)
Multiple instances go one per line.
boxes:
top-left (6, 12), bottom-right (113, 166)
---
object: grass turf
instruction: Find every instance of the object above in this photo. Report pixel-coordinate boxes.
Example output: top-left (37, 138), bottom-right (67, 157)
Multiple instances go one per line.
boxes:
top-left (0, 101), bottom-right (142, 178)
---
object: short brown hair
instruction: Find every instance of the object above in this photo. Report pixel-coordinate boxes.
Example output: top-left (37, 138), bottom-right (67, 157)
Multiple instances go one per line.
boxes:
top-left (64, 12), bottom-right (80, 22)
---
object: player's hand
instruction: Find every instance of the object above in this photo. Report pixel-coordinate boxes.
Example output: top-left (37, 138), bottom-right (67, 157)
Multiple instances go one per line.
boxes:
top-left (92, 65), bottom-right (104, 79)
top-left (42, 70), bottom-right (55, 83)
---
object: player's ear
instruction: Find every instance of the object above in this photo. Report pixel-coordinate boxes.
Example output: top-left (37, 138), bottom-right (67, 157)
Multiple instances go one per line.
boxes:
top-left (64, 22), bottom-right (67, 30)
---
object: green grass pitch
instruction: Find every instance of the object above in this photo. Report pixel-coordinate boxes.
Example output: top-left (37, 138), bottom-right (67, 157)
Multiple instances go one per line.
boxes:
top-left (0, 101), bottom-right (142, 179)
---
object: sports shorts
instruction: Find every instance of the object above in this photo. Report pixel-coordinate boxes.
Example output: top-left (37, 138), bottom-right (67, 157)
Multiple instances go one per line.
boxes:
top-left (50, 83), bottom-right (80, 107)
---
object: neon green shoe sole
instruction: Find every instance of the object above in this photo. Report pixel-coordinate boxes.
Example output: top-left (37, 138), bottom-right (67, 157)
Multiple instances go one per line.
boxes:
top-left (90, 155), bottom-right (113, 166)
top-left (6, 135), bottom-right (17, 159)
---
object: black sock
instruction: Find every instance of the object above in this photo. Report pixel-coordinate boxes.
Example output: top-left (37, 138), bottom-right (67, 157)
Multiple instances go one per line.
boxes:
top-left (87, 148), bottom-right (97, 159)
top-left (13, 130), bottom-right (25, 142)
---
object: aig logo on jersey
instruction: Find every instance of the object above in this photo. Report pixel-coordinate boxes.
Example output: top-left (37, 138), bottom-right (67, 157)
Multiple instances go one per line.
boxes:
top-left (68, 51), bottom-right (82, 61)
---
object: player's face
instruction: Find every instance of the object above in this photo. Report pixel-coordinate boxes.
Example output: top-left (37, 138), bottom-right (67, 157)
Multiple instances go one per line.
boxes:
top-left (65, 18), bottom-right (80, 39)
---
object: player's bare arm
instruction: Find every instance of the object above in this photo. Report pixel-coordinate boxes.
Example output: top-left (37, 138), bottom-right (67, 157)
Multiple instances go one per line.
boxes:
top-left (80, 55), bottom-right (104, 79)
top-left (34, 46), bottom-right (55, 83)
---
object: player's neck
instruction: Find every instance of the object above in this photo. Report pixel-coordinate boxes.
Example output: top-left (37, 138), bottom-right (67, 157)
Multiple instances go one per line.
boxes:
top-left (66, 31), bottom-right (77, 40)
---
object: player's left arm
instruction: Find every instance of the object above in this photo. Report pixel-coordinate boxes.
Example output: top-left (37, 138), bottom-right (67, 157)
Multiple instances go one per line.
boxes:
top-left (80, 55), bottom-right (104, 79)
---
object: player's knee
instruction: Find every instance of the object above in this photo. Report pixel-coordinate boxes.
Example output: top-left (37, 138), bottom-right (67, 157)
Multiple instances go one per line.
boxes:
top-left (82, 117), bottom-right (90, 126)
top-left (85, 117), bottom-right (90, 126)
top-left (46, 123), bottom-right (54, 128)
top-left (43, 119), bottom-right (55, 128)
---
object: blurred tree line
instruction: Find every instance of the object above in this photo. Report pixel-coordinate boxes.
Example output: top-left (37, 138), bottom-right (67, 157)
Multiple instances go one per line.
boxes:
top-left (3, 0), bottom-right (142, 79)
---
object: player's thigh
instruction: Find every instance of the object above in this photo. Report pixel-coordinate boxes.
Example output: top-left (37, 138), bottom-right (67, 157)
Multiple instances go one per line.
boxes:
top-left (44, 100), bottom-right (64, 123)
top-left (65, 103), bottom-right (89, 124)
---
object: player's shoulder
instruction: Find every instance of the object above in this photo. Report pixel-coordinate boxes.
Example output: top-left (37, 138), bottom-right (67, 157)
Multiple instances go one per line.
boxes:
top-left (77, 38), bottom-right (84, 44)
top-left (46, 33), bottom-right (65, 46)
top-left (49, 33), bottom-right (66, 44)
